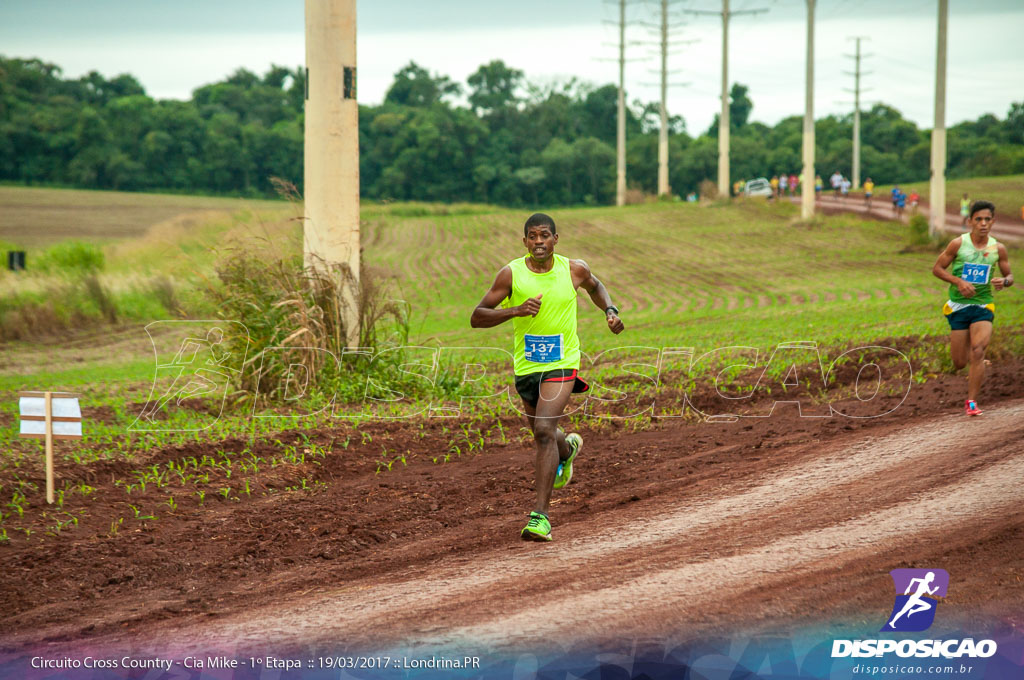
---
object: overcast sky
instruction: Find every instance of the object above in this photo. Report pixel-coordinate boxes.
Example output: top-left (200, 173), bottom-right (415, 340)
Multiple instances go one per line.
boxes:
top-left (1, 0), bottom-right (1022, 133)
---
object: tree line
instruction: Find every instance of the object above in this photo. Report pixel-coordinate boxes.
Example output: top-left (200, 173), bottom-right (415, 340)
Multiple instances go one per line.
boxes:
top-left (1, 55), bottom-right (1022, 205)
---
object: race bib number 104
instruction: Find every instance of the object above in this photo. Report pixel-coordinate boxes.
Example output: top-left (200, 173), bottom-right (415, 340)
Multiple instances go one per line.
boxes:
top-left (961, 262), bottom-right (991, 285)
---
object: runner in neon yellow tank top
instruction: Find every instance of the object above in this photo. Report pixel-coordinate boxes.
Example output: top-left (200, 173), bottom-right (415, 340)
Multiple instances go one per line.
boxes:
top-left (932, 201), bottom-right (1013, 416)
top-left (471, 213), bottom-right (625, 542)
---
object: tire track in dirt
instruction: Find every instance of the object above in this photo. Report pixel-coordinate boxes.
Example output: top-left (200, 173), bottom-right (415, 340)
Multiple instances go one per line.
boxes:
top-left (134, 402), bottom-right (1024, 654)
top-left (457, 451), bottom-right (1023, 649)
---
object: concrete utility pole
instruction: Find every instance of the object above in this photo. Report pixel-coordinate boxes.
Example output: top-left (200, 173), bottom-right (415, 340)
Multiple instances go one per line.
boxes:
top-left (929, 0), bottom-right (948, 238)
top-left (844, 37), bottom-right (871, 190)
top-left (637, 1), bottom-right (693, 198)
top-left (617, 0), bottom-right (627, 206)
top-left (686, 1), bottom-right (766, 199)
top-left (304, 0), bottom-right (360, 346)
top-left (658, 0), bottom-right (670, 196)
top-left (716, 0), bottom-right (729, 199)
top-left (801, 0), bottom-right (815, 220)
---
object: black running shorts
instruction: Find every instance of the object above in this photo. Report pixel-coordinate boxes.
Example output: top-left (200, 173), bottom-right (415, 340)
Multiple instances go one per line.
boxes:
top-left (514, 368), bottom-right (590, 409)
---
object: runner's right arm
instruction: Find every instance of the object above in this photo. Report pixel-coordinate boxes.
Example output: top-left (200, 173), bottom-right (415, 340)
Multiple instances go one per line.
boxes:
top-left (470, 266), bottom-right (541, 328)
top-left (932, 238), bottom-right (976, 298)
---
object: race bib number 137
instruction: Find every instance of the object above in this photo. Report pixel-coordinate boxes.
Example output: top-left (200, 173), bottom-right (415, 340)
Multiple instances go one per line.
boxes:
top-left (524, 334), bottom-right (564, 363)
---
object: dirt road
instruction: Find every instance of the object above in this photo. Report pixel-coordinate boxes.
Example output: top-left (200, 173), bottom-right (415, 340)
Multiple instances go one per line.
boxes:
top-left (154, 402), bottom-right (1024, 656)
top-left (2, 359), bottom-right (1022, 662)
top-left (789, 194), bottom-right (1024, 242)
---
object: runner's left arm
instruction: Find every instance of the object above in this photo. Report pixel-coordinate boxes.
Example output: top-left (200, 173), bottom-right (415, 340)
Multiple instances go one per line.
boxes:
top-left (572, 259), bottom-right (625, 335)
top-left (993, 244), bottom-right (1013, 290)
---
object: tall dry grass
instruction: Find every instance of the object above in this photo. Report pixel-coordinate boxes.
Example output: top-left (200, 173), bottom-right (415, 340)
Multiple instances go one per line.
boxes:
top-left (205, 249), bottom-right (409, 405)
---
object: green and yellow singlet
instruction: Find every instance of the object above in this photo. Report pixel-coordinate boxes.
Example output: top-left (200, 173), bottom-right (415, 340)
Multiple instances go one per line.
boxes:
top-left (507, 254), bottom-right (580, 376)
top-left (948, 235), bottom-right (999, 308)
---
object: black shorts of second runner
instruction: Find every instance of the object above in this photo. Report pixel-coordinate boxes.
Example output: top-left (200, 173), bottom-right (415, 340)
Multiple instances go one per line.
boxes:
top-left (945, 304), bottom-right (994, 331)
top-left (514, 368), bottom-right (591, 409)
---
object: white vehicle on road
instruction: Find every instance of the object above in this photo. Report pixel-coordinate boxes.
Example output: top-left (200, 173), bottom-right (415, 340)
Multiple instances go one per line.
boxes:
top-left (743, 178), bottom-right (773, 198)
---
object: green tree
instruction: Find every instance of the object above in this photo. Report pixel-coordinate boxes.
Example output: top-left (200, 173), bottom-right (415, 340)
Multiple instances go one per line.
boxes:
top-left (571, 137), bottom-right (615, 204)
top-left (1006, 102), bottom-right (1024, 145)
top-left (540, 137), bottom-right (574, 204)
top-left (384, 62), bottom-right (461, 107)
top-left (729, 83), bottom-right (753, 129)
top-left (467, 60), bottom-right (523, 114)
top-left (515, 166), bottom-right (546, 205)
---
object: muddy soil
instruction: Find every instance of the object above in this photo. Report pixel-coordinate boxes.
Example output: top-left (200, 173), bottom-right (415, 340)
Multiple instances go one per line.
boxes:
top-left (0, 357), bottom-right (1022, 661)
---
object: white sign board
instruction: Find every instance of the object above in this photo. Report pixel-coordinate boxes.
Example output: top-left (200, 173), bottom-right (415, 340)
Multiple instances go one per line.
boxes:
top-left (17, 391), bottom-right (83, 504)
top-left (18, 392), bottom-right (83, 440)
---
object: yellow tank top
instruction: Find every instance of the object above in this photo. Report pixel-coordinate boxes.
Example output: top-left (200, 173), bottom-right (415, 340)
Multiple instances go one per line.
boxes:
top-left (507, 254), bottom-right (580, 375)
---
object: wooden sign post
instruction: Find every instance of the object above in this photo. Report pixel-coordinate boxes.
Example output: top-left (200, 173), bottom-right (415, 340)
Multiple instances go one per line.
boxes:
top-left (18, 391), bottom-right (82, 504)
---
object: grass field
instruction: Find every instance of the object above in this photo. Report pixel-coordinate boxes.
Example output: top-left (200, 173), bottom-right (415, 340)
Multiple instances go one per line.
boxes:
top-left (4, 186), bottom-right (1024, 357)
top-left (365, 198), bottom-right (1024, 352)
top-left (0, 185), bottom-right (295, 249)
top-left (876, 174), bottom-right (1024, 218)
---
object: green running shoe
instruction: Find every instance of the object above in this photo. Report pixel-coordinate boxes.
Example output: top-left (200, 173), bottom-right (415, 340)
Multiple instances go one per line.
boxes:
top-left (521, 511), bottom-right (552, 541)
top-left (553, 433), bottom-right (582, 490)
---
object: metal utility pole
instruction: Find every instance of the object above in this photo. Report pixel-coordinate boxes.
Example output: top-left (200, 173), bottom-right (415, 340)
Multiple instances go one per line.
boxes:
top-left (686, 1), bottom-right (766, 198)
top-left (801, 0), bottom-right (815, 220)
top-left (617, 0), bottom-right (627, 206)
top-left (305, 0), bottom-right (360, 345)
top-left (844, 37), bottom-right (871, 190)
top-left (929, 0), bottom-right (948, 238)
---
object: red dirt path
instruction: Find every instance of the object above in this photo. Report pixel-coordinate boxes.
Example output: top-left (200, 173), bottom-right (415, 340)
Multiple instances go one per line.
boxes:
top-left (788, 193), bottom-right (1024, 242)
top-left (1, 359), bottom-right (1023, 659)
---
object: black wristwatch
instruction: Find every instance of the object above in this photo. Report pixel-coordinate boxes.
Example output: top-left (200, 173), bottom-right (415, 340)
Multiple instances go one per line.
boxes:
top-left (605, 305), bottom-right (620, 316)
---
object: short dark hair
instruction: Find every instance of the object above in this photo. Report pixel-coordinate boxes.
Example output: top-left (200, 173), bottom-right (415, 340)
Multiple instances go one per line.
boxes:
top-left (969, 200), bottom-right (995, 218)
top-left (524, 213), bottom-right (556, 236)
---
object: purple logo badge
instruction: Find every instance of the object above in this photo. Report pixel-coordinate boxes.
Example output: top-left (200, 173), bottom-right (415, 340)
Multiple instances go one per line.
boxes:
top-left (881, 569), bottom-right (949, 632)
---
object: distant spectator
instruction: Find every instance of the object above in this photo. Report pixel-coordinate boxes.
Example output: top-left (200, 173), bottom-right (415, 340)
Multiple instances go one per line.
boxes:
top-left (779, 174), bottom-right (789, 197)
top-left (909, 190), bottom-right (920, 211)
top-left (841, 177), bottom-right (851, 197)
top-left (895, 188), bottom-right (907, 219)
top-left (960, 193), bottom-right (971, 227)
top-left (770, 175), bottom-right (779, 198)
top-left (815, 175), bottom-right (823, 196)
top-left (892, 185), bottom-right (901, 215)
top-left (830, 170), bottom-right (843, 199)
top-left (863, 177), bottom-right (875, 208)
top-left (789, 173), bottom-right (799, 196)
